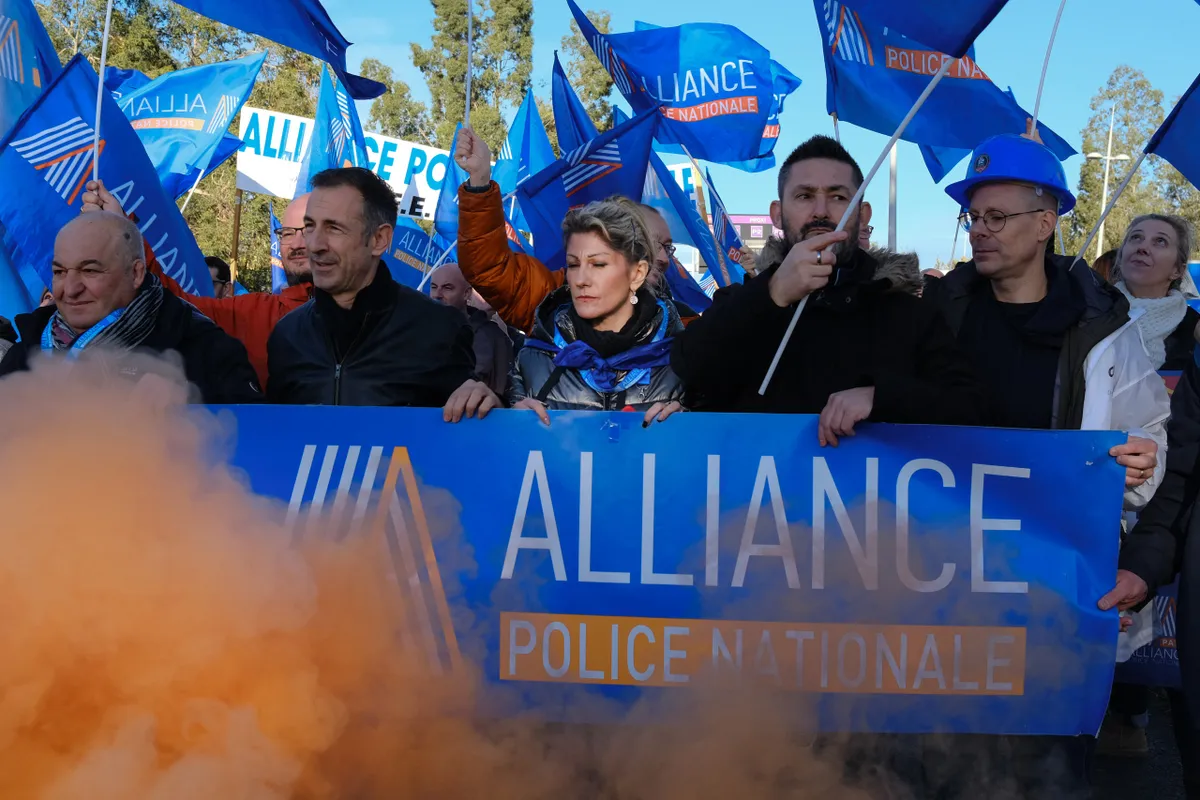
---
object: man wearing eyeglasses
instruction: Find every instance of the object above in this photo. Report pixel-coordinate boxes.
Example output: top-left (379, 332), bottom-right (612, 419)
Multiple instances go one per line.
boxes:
top-left (80, 181), bottom-right (313, 390)
top-left (921, 133), bottom-right (1169, 798)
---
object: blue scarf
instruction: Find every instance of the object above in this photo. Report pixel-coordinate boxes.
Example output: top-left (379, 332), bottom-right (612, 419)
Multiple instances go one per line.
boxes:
top-left (525, 300), bottom-right (673, 394)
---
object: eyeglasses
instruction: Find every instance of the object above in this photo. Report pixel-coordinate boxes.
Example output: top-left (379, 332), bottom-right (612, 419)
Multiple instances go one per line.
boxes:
top-left (958, 209), bottom-right (1046, 234)
top-left (862, 225), bottom-right (874, 236)
top-left (662, 242), bottom-right (677, 259)
top-left (273, 226), bottom-right (304, 240)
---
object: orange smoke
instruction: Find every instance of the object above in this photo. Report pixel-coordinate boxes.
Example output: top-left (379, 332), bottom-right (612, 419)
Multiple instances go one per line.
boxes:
top-left (0, 353), bottom-right (870, 799)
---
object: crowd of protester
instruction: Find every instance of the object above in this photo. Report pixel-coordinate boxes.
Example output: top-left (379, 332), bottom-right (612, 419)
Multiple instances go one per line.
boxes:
top-left (1, 124), bottom-right (1199, 798)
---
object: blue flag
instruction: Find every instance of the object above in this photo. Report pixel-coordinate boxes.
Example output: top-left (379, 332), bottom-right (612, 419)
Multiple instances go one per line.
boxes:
top-left (633, 20), bottom-right (801, 174)
top-left (0, 0), bottom-right (61, 139)
top-left (104, 66), bottom-right (151, 99)
top-left (704, 168), bottom-right (747, 288)
top-left (698, 269), bottom-right (717, 298)
top-left (0, 55), bottom-right (211, 300)
top-left (664, 256), bottom-right (712, 313)
top-left (568, 0), bottom-right (773, 165)
top-left (109, 66), bottom-right (245, 200)
top-left (819, 1), bottom-right (1076, 157)
top-left (914, 89), bottom-right (1074, 185)
top-left (641, 157), bottom-right (713, 312)
top-left (268, 202), bottom-right (286, 293)
top-left (117, 51), bottom-right (264, 199)
top-left (840, 0), bottom-right (1009, 58)
top-left (551, 52), bottom-right (599, 154)
top-left (296, 66), bottom-right (370, 197)
top-left (516, 107), bottom-right (659, 271)
top-left (1144, 71), bottom-right (1200, 190)
top-left (493, 88), bottom-right (556, 195)
top-left (167, 0), bottom-right (384, 99)
top-left (386, 216), bottom-right (444, 291)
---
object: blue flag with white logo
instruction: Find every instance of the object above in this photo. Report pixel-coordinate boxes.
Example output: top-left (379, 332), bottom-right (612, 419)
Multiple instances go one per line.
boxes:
top-left (269, 201), bottom-right (286, 293)
top-left (568, 0), bottom-right (773, 165)
top-left (117, 51), bottom-right (264, 200)
top-left (494, 88), bottom-right (556, 196)
top-left (0, 0), bottom-right (61, 140)
top-left (167, 0), bottom-right (385, 99)
top-left (108, 66), bottom-right (245, 200)
top-left (517, 107), bottom-right (658, 271)
top-left (551, 52), bottom-right (598, 154)
top-left (436, 124), bottom-right (531, 257)
top-left (1145, 72), bottom-right (1200, 191)
top-left (840, 0), bottom-right (1009, 58)
top-left (296, 66), bottom-right (370, 197)
top-left (0, 55), bottom-right (211, 301)
top-left (704, 168), bottom-right (747, 287)
top-left (633, 20), bottom-right (800, 174)
top-left (818, 1), bottom-right (1076, 157)
top-left (386, 216), bottom-right (444, 291)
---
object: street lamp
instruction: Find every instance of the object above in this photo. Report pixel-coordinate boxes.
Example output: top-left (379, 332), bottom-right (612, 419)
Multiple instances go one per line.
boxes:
top-left (1086, 106), bottom-right (1132, 260)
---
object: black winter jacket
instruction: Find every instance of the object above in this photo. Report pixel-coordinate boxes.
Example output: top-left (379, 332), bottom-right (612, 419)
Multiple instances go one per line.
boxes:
top-left (671, 240), bottom-right (985, 423)
top-left (1165, 307), bottom-right (1200, 371)
top-left (0, 292), bottom-right (262, 404)
top-left (1121, 351), bottom-right (1200, 724)
top-left (509, 285), bottom-right (686, 411)
top-left (923, 254), bottom-right (1130, 430)
top-left (267, 262), bottom-right (475, 407)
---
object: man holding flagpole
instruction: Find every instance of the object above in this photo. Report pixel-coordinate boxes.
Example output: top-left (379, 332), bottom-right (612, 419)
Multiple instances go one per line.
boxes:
top-left (670, 135), bottom-right (984, 443)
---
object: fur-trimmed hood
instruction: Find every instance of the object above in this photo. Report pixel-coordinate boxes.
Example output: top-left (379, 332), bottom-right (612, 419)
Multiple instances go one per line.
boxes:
top-left (755, 237), bottom-right (923, 296)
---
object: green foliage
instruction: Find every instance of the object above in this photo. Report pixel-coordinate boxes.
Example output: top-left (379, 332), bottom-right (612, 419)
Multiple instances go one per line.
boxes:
top-left (560, 8), bottom-right (613, 135)
top-left (360, 58), bottom-right (434, 145)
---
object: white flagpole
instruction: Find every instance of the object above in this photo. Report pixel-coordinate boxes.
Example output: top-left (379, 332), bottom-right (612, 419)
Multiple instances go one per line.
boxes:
top-left (1030, 0), bottom-right (1068, 131)
top-left (759, 57), bottom-right (954, 396)
top-left (888, 144), bottom-right (898, 250)
top-left (950, 219), bottom-right (960, 266)
top-left (91, 0), bottom-right (116, 181)
top-left (831, 113), bottom-right (841, 143)
top-left (1056, 220), bottom-right (1065, 255)
top-left (1071, 150), bottom-right (1147, 270)
top-left (464, 0), bottom-right (474, 127)
top-left (178, 170), bottom-right (204, 213)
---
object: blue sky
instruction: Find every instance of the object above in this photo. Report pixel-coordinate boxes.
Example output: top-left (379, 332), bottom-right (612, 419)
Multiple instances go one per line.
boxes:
top-left (326, 0), bottom-right (1199, 268)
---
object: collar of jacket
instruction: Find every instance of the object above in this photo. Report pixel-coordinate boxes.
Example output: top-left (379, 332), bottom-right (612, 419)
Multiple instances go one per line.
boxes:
top-left (530, 284), bottom-right (686, 346)
top-left (312, 260), bottom-right (397, 318)
top-left (755, 236), bottom-right (923, 299)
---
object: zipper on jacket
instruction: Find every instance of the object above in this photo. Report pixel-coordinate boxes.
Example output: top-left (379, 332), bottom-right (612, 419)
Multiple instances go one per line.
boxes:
top-left (330, 312), bottom-right (374, 406)
top-left (334, 363), bottom-right (342, 405)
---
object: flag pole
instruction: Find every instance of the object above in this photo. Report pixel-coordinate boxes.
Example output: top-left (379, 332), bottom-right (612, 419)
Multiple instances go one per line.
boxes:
top-left (1071, 150), bottom-right (1147, 270)
top-left (464, 0), bottom-right (474, 126)
top-left (759, 57), bottom-right (953, 396)
top-left (1055, 220), bottom-right (1065, 254)
top-left (831, 113), bottom-right (841, 143)
top-left (949, 219), bottom-right (960, 266)
top-left (230, 189), bottom-right (244, 279)
top-left (179, 171), bottom-right (204, 213)
top-left (1030, 0), bottom-right (1068, 130)
top-left (888, 144), bottom-right (898, 250)
top-left (91, 0), bottom-right (115, 181)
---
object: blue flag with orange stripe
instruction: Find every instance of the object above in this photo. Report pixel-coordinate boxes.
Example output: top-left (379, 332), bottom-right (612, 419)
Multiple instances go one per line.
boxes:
top-left (819, 0), bottom-right (1075, 156)
top-left (0, 0), bottom-right (61, 140)
top-left (839, 0), bottom-right (1008, 58)
top-left (516, 107), bottom-right (658, 271)
top-left (568, 0), bottom-right (773, 165)
top-left (0, 55), bottom-right (210, 303)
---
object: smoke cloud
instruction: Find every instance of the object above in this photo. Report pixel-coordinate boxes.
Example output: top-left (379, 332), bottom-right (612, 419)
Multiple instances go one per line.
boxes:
top-left (0, 352), bottom-right (1043, 799)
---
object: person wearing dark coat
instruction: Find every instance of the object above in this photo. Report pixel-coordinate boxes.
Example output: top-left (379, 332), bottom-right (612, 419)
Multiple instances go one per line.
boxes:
top-left (508, 196), bottom-right (685, 426)
top-left (266, 167), bottom-right (496, 420)
top-left (0, 212), bottom-right (261, 404)
top-left (671, 135), bottom-right (985, 445)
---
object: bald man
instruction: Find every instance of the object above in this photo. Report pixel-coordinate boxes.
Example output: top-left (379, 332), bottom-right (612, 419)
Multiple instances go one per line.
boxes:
top-left (0, 212), bottom-right (261, 403)
top-left (430, 262), bottom-right (513, 396)
top-left (79, 181), bottom-right (313, 389)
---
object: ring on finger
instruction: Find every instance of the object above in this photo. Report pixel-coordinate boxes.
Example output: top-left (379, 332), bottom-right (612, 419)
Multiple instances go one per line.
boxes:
top-left (816, 251), bottom-right (823, 265)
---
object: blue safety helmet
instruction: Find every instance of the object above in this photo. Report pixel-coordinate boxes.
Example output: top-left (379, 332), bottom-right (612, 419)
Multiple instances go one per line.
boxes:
top-left (945, 134), bottom-right (1076, 215)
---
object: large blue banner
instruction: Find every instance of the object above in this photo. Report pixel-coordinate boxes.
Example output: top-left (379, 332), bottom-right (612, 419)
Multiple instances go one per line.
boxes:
top-left (219, 407), bottom-right (1126, 736)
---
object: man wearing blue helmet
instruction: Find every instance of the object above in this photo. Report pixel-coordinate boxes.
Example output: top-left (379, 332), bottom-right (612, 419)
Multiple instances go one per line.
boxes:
top-left (924, 133), bottom-right (1170, 797)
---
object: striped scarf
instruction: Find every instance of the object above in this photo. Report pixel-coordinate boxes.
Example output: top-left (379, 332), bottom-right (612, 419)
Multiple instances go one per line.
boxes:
top-left (43, 273), bottom-right (164, 354)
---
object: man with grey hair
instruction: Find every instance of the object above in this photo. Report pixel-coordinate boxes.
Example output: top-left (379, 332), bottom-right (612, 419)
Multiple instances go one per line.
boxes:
top-left (0, 212), bottom-right (262, 404)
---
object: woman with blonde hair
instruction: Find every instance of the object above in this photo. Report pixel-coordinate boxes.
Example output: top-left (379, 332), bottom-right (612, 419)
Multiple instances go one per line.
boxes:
top-left (509, 196), bottom-right (685, 426)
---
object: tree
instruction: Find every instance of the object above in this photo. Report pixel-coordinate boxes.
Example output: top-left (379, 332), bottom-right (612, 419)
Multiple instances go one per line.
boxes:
top-left (560, 8), bottom-right (613, 134)
top-left (410, 0), bottom-right (533, 151)
top-left (1064, 67), bottom-right (1166, 259)
top-left (359, 58), bottom-right (435, 145)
